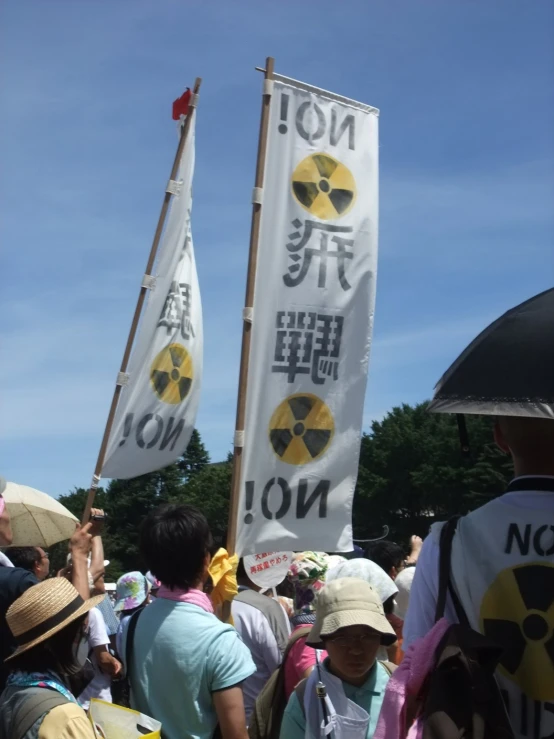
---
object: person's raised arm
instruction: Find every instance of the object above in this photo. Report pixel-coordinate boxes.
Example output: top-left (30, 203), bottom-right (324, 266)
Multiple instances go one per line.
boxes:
top-left (88, 509), bottom-right (106, 591)
top-left (68, 523), bottom-right (93, 601)
top-left (212, 686), bottom-right (249, 739)
top-left (405, 535), bottom-right (423, 566)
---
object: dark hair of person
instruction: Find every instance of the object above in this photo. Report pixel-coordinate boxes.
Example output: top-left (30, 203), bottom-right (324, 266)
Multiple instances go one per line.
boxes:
top-left (140, 504), bottom-right (213, 591)
top-left (236, 558), bottom-right (248, 583)
top-left (7, 547), bottom-right (41, 573)
top-left (277, 578), bottom-right (294, 599)
top-left (365, 540), bottom-right (404, 576)
top-left (8, 615), bottom-right (86, 677)
top-left (382, 595), bottom-right (395, 615)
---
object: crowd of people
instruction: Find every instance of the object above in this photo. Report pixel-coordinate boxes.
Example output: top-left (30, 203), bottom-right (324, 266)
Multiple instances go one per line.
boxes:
top-left (0, 411), bottom-right (553, 739)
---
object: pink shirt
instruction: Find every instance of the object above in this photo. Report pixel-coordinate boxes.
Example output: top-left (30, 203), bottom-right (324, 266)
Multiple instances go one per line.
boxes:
top-left (283, 625), bottom-right (328, 699)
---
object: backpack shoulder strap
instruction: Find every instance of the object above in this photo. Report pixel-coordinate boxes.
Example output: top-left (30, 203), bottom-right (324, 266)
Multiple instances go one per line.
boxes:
top-left (235, 591), bottom-right (290, 654)
top-left (12, 687), bottom-right (68, 739)
top-left (283, 626), bottom-right (312, 661)
top-left (379, 661), bottom-right (397, 676)
top-left (125, 607), bottom-right (144, 678)
top-left (435, 516), bottom-right (469, 626)
top-left (294, 678), bottom-right (308, 717)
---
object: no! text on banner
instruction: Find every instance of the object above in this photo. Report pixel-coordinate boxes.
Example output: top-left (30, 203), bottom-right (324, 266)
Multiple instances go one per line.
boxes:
top-left (235, 72), bottom-right (379, 555)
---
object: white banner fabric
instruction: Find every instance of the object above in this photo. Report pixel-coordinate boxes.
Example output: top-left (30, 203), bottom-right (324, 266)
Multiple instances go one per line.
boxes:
top-left (102, 113), bottom-right (202, 479)
top-left (236, 76), bottom-right (379, 555)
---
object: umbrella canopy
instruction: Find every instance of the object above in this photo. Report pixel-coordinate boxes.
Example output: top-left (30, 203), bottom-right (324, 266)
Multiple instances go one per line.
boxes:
top-left (429, 288), bottom-right (554, 418)
top-left (4, 481), bottom-right (78, 547)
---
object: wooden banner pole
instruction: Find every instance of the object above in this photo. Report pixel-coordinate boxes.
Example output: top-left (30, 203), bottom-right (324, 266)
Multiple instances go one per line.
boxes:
top-left (82, 77), bottom-right (203, 525)
top-left (226, 57), bottom-right (275, 554)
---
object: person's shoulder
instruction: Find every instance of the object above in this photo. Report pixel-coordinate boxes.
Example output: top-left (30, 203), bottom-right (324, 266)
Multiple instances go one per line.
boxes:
top-left (87, 606), bottom-right (103, 628)
top-left (39, 702), bottom-right (95, 739)
top-left (207, 621), bottom-right (256, 666)
top-left (87, 606), bottom-right (109, 645)
top-left (280, 689), bottom-right (305, 738)
top-left (0, 567), bottom-right (38, 602)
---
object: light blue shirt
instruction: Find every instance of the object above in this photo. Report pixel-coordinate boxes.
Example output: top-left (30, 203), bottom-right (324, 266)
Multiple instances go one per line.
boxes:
top-left (122, 598), bottom-right (255, 739)
top-left (279, 661), bottom-right (391, 739)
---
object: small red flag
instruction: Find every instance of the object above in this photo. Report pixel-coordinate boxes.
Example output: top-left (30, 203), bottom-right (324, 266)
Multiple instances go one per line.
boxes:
top-left (172, 88), bottom-right (192, 120)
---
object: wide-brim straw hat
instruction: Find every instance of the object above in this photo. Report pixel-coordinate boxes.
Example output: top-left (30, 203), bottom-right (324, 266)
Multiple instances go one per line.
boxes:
top-left (6, 577), bottom-right (104, 661)
top-left (306, 577), bottom-right (397, 648)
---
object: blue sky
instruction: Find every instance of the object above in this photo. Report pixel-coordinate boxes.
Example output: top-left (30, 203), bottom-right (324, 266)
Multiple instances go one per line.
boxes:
top-left (1, 0), bottom-right (553, 497)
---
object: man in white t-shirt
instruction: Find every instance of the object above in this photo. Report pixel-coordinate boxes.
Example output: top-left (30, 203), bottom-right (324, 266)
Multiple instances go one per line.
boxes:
top-left (78, 606), bottom-right (122, 710)
top-left (404, 415), bottom-right (554, 739)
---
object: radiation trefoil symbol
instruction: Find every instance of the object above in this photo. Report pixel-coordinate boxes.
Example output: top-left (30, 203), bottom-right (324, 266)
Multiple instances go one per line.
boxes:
top-left (150, 343), bottom-right (193, 405)
top-left (291, 153), bottom-right (356, 221)
top-left (480, 562), bottom-right (554, 701)
top-left (269, 393), bottom-right (334, 466)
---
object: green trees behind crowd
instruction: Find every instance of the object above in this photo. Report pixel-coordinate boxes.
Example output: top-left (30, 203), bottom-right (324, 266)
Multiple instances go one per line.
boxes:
top-left (52, 404), bottom-right (513, 580)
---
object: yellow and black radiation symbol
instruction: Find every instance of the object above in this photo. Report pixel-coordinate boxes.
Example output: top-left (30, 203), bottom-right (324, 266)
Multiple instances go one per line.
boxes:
top-left (268, 393), bottom-right (334, 465)
top-left (150, 343), bottom-right (193, 405)
top-left (291, 153), bottom-right (356, 221)
top-left (480, 562), bottom-right (554, 701)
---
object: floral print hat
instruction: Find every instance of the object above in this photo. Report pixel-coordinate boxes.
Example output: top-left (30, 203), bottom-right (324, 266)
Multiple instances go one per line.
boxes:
top-left (287, 551), bottom-right (331, 623)
top-left (114, 571), bottom-right (150, 613)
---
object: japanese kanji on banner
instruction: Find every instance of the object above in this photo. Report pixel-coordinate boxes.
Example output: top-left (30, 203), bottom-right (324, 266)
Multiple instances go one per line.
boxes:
top-left (243, 551), bottom-right (293, 589)
top-left (102, 112), bottom-right (202, 479)
top-left (236, 75), bottom-right (378, 555)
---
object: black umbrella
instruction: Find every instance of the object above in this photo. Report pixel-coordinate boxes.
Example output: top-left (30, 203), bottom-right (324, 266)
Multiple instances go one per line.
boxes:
top-left (428, 288), bottom-right (554, 419)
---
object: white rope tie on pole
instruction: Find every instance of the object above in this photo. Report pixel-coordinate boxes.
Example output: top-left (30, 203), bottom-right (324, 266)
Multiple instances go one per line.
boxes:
top-left (188, 93), bottom-right (199, 108)
top-left (166, 179), bottom-right (182, 196)
top-left (90, 474), bottom-right (101, 490)
top-left (116, 372), bottom-right (130, 386)
top-left (242, 307), bottom-right (253, 323)
top-left (141, 274), bottom-right (157, 290)
top-left (252, 187), bottom-right (263, 205)
top-left (263, 79), bottom-right (274, 96)
top-left (234, 430), bottom-right (245, 448)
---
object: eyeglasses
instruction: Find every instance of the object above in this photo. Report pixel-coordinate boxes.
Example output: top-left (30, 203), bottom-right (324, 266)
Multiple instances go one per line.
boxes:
top-left (326, 633), bottom-right (379, 649)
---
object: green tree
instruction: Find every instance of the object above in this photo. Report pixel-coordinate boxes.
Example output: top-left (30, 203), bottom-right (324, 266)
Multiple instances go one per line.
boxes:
top-left (173, 458), bottom-right (232, 548)
top-left (104, 463), bottom-right (185, 575)
top-left (178, 429), bottom-right (211, 481)
top-left (352, 403), bottom-right (512, 546)
top-left (53, 429), bottom-right (219, 579)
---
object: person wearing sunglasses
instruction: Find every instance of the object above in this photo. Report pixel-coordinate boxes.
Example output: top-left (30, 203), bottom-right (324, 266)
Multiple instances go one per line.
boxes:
top-left (280, 578), bottom-right (397, 739)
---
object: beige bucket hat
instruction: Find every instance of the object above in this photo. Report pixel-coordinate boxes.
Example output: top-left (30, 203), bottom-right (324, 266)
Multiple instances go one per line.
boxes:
top-left (306, 577), bottom-right (397, 648)
top-left (6, 578), bottom-right (104, 660)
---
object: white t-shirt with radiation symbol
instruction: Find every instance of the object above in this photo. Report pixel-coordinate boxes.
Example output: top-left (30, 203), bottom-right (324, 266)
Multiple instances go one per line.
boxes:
top-left (405, 483), bottom-right (554, 739)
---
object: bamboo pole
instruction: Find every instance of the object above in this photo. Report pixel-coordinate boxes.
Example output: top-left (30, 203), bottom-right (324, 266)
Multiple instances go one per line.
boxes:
top-left (226, 58), bottom-right (275, 554)
top-left (82, 77), bottom-right (202, 525)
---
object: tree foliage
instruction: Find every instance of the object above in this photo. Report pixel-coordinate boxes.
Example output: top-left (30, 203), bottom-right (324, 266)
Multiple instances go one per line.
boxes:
top-left (52, 431), bottom-right (232, 580)
top-left (352, 403), bottom-right (512, 544)
top-left (51, 408), bottom-right (513, 580)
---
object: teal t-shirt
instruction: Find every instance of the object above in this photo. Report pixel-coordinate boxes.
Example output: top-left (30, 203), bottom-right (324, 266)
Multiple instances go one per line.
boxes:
top-left (123, 598), bottom-right (255, 739)
top-left (279, 660), bottom-right (391, 739)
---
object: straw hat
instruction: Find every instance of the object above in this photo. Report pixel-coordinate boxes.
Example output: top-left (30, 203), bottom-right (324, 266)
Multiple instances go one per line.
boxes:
top-left (306, 577), bottom-right (397, 648)
top-left (6, 578), bottom-right (104, 660)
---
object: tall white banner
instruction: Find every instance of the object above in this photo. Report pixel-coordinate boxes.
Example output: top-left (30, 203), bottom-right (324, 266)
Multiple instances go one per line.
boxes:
top-left (236, 75), bottom-right (378, 555)
top-left (102, 113), bottom-right (202, 479)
